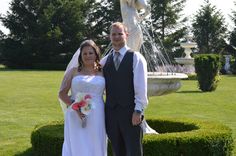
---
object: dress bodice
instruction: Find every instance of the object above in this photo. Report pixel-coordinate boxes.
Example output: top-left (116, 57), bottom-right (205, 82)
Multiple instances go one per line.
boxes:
top-left (71, 75), bottom-right (105, 100)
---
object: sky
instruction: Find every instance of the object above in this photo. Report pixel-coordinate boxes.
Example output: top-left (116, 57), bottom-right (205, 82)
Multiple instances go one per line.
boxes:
top-left (0, 0), bottom-right (235, 34)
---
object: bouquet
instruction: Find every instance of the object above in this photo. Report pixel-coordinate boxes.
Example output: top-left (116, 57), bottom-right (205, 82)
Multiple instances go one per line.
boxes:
top-left (72, 93), bottom-right (94, 128)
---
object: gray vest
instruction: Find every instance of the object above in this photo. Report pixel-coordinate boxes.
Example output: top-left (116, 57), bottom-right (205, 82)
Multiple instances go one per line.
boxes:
top-left (103, 50), bottom-right (135, 109)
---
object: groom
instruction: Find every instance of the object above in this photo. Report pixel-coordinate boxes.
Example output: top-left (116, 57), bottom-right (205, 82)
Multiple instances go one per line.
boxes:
top-left (101, 22), bottom-right (148, 156)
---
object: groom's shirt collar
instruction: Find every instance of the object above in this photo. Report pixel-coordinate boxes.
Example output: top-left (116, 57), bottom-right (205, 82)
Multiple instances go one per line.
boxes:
top-left (112, 45), bottom-right (130, 57)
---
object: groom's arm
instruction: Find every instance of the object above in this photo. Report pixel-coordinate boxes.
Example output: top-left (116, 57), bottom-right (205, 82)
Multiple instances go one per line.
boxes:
top-left (133, 52), bottom-right (148, 112)
top-left (132, 52), bottom-right (148, 125)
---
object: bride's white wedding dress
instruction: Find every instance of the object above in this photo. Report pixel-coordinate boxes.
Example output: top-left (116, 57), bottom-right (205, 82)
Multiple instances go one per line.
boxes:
top-left (62, 75), bottom-right (107, 156)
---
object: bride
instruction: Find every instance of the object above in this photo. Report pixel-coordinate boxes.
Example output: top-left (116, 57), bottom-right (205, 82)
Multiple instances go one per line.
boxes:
top-left (58, 40), bottom-right (107, 156)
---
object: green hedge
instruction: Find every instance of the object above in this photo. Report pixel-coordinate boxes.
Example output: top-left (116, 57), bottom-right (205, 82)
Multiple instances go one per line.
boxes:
top-left (31, 118), bottom-right (233, 156)
top-left (194, 54), bottom-right (221, 92)
top-left (31, 121), bottom-right (64, 156)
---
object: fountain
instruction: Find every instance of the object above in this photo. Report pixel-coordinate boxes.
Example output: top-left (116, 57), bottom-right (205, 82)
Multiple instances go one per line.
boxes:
top-left (120, 0), bottom-right (187, 96)
top-left (174, 35), bottom-right (197, 74)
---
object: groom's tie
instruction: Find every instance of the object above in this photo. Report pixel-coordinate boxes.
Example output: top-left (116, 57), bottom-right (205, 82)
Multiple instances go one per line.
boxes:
top-left (114, 52), bottom-right (120, 70)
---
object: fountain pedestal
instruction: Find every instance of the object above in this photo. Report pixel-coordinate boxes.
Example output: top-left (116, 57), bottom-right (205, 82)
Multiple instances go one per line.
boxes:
top-left (175, 41), bottom-right (196, 74)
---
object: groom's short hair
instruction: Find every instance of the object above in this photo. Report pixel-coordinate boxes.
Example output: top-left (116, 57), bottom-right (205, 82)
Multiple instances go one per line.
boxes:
top-left (110, 22), bottom-right (128, 34)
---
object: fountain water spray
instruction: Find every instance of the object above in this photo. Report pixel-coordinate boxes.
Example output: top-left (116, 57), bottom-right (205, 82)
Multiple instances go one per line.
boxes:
top-left (119, 0), bottom-right (187, 96)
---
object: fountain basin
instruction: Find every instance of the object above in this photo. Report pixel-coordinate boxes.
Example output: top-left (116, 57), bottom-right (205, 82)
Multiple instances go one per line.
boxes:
top-left (180, 42), bottom-right (197, 49)
top-left (148, 72), bottom-right (188, 96)
top-left (174, 57), bottom-right (194, 65)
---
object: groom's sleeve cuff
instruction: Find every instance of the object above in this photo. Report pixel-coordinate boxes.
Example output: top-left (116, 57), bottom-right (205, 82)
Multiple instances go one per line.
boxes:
top-left (134, 103), bottom-right (144, 113)
top-left (134, 109), bottom-right (142, 114)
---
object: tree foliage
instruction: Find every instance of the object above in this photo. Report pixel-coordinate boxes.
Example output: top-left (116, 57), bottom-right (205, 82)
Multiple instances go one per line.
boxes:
top-left (84, 0), bottom-right (121, 51)
top-left (0, 30), bottom-right (5, 63)
top-left (0, 0), bottom-right (87, 68)
top-left (149, 0), bottom-right (187, 60)
top-left (229, 1), bottom-right (236, 56)
top-left (192, 0), bottom-right (227, 54)
top-left (1, 0), bottom-right (216, 69)
top-left (0, 0), bottom-right (123, 68)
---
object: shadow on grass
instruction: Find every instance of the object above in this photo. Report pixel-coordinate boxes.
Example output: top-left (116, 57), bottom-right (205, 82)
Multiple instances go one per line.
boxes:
top-left (177, 90), bottom-right (202, 94)
top-left (14, 148), bottom-right (34, 156)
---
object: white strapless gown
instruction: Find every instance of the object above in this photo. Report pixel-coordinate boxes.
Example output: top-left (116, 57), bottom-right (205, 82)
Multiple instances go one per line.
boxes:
top-left (62, 75), bottom-right (107, 156)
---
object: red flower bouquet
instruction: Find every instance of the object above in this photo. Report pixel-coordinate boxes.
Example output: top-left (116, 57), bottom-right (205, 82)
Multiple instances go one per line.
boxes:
top-left (72, 93), bottom-right (94, 127)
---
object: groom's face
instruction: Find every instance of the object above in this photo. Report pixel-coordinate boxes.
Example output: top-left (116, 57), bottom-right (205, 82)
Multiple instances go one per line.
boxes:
top-left (110, 25), bottom-right (128, 49)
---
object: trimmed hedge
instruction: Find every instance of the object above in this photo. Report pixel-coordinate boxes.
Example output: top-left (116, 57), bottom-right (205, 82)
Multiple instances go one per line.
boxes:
top-left (31, 118), bottom-right (233, 156)
top-left (31, 121), bottom-right (64, 156)
top-left (194, 54), bottom-right (221, 92)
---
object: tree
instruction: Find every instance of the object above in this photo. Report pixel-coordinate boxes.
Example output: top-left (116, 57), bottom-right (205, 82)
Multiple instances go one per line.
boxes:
top-left (0, 30), bottom-right (5, 63)
top-left (229, 1), bottom-right (236, 56)
top-left (148, 0), bottom-right (187, 61)
top-left (84, 0), bottom-right (121, 52)
top-left (0, 0), bottom-right (87, 69)
top-left (192, 0), bottom-right (227, 54)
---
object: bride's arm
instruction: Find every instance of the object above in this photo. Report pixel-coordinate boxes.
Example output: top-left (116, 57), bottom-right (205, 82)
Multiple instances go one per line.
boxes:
top-left (58, 68), bottom-right (75, 106)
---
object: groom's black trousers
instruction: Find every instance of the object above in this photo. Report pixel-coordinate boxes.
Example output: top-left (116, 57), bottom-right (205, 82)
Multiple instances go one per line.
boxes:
top-left (105, 106), bottom-right (143, 156)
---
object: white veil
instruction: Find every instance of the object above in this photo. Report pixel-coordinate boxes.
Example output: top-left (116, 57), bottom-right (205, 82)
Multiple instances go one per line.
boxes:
top-left (59, 48), bottom-right (81, 114)
top-left (65, 48), bottom-right (81, 75)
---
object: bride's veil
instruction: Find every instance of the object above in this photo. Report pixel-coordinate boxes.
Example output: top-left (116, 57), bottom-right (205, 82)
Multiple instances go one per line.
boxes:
top-left (59, 48), bottom-right (81, 114)
top-left (65, 48), bottom-right (81, 75)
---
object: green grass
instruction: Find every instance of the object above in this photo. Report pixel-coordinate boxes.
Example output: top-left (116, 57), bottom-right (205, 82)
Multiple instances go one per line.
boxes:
top-left (0, 70), bottom-right (64, 155)
top-left (0, 70), bottom-right (235, 155)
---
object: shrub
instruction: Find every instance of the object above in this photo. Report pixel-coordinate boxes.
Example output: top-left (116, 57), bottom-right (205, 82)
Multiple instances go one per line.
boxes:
top-left (31, 121), bottom-right (64, 156)
top-left (31, 118), bottom-right (233, 156)
top-left (194, 54), bottom-right (221, 91)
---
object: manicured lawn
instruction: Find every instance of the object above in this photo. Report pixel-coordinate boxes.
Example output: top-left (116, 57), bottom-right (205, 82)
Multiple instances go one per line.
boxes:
top-left (0, 70), bottom-right (235, 155)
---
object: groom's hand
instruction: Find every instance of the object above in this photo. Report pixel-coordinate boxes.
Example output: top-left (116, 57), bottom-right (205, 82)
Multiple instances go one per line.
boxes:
top-left (132, 111), bottom-right (142, 126)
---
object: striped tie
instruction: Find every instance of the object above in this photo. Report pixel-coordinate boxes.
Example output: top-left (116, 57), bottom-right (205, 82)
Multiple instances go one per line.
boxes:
top-left (114, 52), bottom-right (120, 70)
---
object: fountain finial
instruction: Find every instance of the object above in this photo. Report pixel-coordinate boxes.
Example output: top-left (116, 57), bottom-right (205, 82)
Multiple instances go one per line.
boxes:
top-left (180, 34), bottom-right (197, 59)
